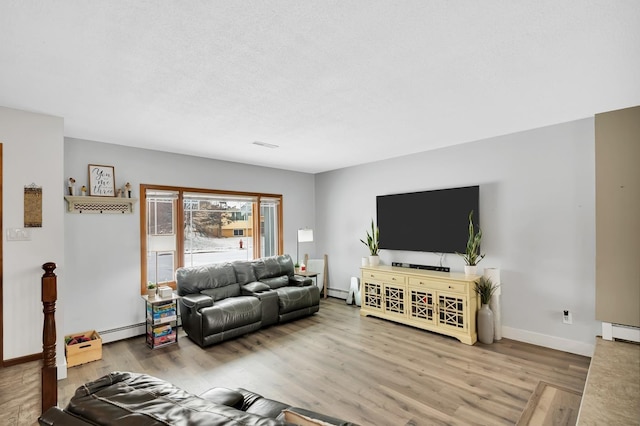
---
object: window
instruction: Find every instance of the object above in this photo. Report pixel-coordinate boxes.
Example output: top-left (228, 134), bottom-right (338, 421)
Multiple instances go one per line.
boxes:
top-left (140, 185), bottom-right (283, 293)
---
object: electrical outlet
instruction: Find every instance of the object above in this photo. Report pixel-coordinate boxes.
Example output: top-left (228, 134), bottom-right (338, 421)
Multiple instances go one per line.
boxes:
top-left (6, 228), bottom-right (31, 241)
top-left (563, 310), bottom-right (573, 324)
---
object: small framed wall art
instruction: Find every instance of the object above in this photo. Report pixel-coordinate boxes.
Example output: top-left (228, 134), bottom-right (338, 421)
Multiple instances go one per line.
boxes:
top-left (88, 164), bottom-right (116, 197)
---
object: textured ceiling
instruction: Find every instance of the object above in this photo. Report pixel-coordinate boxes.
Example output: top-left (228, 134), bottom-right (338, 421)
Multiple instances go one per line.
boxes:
top-left (1, 1), bottom-right (639, 173)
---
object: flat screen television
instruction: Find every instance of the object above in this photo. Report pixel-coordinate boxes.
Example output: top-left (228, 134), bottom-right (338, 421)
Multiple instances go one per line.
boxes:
top-left (376, 185), bottom-right (479, 254)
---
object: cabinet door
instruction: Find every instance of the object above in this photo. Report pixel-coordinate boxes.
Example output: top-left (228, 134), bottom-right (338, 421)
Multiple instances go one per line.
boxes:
top-left (383, 283), bottom-right (406, 318)
top-left (437, 292), bottom-right (468, 332)
top-left (409, 287), bottom-right (436, 325)
top-left (363, 280), bottom-right (383, 312)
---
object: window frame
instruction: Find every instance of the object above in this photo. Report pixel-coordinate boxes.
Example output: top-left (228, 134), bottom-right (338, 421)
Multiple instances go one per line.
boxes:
top-left (139, 184), bottom-right (283, 294)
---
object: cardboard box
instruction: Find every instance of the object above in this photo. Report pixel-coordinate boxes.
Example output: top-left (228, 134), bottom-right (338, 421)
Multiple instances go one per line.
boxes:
top-left (65, 330), bottom-right (102, 367)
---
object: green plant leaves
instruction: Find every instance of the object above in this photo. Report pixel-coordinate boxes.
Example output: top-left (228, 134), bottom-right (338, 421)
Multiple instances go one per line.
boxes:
top-left (360, 219), bottom-right (380, 256)
top-left (456, 210), bottom-right (485, 266)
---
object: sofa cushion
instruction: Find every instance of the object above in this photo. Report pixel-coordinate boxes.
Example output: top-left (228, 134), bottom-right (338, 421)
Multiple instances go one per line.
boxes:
top-left (233, 261), bottom-right (257, 285)
top-left (252, 254), bottom-right (295, 280)
top-left (201, 283), bottom-right (241, 301)
top-left (199, 387), bottom-right (244, 410)
top-left (275, 286), bottom-right (318, 314)
top-left (175, 263), bottom-right (237, 296)
top-left (200, 297), bottom-right (262, 334)
top-left (260, 276), bottom-right (289, 289)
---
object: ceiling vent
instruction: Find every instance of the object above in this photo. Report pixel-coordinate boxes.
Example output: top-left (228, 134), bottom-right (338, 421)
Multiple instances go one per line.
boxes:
top-left (252, 141), bottom-right (279, 149)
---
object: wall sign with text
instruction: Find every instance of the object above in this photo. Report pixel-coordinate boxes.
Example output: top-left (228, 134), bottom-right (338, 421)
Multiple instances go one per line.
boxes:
top-left (88, 164), bottom-right (116, 197)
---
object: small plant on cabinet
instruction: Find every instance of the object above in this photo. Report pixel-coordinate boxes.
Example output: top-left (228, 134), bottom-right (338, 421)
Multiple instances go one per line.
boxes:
top-left (360, 219), bottom-right (380, 256)
top-left (457, 210), bottom-right (485, 266)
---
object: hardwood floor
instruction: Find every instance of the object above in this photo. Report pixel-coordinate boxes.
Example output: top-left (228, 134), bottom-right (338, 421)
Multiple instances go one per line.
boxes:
top-left (1, 298), bottom-right (590, 425)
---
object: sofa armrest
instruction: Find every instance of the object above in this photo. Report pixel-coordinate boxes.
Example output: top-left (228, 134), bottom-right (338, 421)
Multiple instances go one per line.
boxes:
top-left (242, 281), bottom-right (271, 294)
top-left (181, 294), bottom-right (213, 311)
top-left (289, 275), bottom-right (312, 287)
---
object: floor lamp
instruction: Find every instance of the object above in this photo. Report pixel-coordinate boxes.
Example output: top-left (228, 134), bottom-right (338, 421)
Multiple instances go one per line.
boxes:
top-left (297, 228), bottom-right (314, 264)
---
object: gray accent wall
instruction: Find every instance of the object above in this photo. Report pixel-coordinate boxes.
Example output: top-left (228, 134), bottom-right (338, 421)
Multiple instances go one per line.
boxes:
top-left (315, 118), bottom-right (599, 355)
top-left (64, 138), bottom-right (315, 343)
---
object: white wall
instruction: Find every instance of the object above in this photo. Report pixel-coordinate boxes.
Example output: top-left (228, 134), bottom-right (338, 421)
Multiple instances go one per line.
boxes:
top-left (64, 138), bottom-right (315, 341)
top-left (315, 119), bottom-right (598, 356)
top-left (0, 106), bottom-right (64, 361)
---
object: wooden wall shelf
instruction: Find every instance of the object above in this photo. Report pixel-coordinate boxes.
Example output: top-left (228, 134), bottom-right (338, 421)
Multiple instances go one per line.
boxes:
top-left (64, 196), bottom-right (138, 214)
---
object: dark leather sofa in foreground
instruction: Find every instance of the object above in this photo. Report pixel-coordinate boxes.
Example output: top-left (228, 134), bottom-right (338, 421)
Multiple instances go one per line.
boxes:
top-left (176, 254), bottom-right (320, 347)
top-left (39, 371), bottom-right (357, 425)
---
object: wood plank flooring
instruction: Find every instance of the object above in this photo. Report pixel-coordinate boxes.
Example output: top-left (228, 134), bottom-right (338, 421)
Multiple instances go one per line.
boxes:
top-left (0, 298), bottom-right (591, 425)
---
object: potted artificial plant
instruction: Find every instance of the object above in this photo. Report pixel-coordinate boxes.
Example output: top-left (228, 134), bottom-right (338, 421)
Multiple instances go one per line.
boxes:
top-left (147, 282), bottom-right (157, 298)
top-left (457, 210), bottom-right (485, 275)
top-left (475, 276), bottom-right (499, 344)
top-left (360, 219), bottom-right (380, 266)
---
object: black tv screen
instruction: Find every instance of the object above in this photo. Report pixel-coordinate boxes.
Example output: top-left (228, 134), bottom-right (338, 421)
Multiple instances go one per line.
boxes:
top-left (376, 185), bottom-right (479, 254)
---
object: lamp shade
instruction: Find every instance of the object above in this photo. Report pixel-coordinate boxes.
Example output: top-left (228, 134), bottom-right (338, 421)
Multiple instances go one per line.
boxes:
top-left (297, 228), bottom-right (314, 243)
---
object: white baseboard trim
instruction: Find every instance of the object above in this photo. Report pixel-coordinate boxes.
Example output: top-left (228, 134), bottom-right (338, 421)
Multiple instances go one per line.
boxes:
top-left (502, 326), bottom-right (594, 357)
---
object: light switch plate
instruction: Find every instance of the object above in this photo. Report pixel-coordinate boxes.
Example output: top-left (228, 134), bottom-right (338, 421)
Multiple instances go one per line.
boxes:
top-left (6, 228), bottom-right (31, 241)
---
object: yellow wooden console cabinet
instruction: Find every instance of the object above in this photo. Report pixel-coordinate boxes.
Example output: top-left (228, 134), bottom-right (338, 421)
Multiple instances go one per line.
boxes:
top-left (360, 265), bottom-right (479, 345)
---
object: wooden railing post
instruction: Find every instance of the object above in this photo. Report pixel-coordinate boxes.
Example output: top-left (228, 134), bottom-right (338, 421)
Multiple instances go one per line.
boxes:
top-left (41, 262), bottom-right (57, 413)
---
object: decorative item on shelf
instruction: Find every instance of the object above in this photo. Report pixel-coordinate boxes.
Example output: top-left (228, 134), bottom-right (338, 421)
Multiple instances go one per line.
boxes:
top-left (456, 210), bottom-right (484, 275)
top-left (88, 164), bottom-right (116, 197)
top-left (484, 267), bottom-right (502, 340)
top-left (297, 228), bottom-right (314, 266)
top-left (360, 218), bottom-right (380, 266)
top-left (125, 182), bottom-right (132, 198)
top-left (147, 282), bottom-right (157, 299)
top-left (474, 276), bottom-right (499, 344)
top-left (68, 177), bottom-right (76, 196)
top-left (81, 185), bottom-right (87, 196)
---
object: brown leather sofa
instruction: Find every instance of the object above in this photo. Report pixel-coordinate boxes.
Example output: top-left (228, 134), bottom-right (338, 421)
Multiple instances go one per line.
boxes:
top-left (39, 371), bottom-right (357, 425)
top-left (176, 254), bottom-right (320, 347)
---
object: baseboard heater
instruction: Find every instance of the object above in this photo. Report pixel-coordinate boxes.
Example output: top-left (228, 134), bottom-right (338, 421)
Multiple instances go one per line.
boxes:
top-left (602, 322), bottom-right (640, 343)
top-left (326, 287), bottom-right (348, 297)
top-left (98, 323), bottom-right (146, 344)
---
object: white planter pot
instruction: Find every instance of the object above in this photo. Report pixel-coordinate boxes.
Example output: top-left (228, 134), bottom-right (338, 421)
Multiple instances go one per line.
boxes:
top-left (369, 255), bottom-right (380, 266)
top-left (464, 265), bottom-right (477, 276)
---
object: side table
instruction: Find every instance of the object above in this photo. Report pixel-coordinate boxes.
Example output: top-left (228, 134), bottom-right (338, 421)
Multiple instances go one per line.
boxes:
top-left (142, 293), bottom-right (180, 349)
top-left (295, 270), bottom-right (325, 298)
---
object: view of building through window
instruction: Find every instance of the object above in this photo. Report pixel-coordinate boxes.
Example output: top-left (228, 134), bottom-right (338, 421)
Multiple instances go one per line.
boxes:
top-left (183, 193), bottom-right (255, 268)
top-left (143, 186), bottom-right (282, 289)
